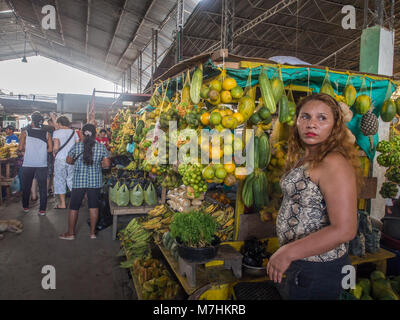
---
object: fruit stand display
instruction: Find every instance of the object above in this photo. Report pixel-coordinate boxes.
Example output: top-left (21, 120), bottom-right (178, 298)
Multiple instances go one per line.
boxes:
top-left (112, 50), bottom-right (400, 300)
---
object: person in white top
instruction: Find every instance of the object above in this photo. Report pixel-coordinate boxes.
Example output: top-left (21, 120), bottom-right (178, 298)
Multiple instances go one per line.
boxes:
top-left (52, 116), bottom-right (79, 209)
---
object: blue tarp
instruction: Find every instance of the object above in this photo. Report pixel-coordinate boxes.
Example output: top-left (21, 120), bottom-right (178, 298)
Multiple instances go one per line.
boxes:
top-left (163, 60), bottom-right (398, 160)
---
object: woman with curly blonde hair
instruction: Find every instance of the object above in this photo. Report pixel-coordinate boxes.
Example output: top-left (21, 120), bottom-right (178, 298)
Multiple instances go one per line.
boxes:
top-left (267, 93), bottom-right (363, 300)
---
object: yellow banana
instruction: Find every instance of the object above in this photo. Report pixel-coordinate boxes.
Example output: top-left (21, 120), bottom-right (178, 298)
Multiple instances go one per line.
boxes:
top-left (223, 218), bottom-right (234, 228)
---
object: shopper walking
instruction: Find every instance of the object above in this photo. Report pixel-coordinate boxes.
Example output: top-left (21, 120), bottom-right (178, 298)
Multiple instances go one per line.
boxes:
top-left (267, 93), bottom-right (362, 300)
top-left (59, 124), bottom-right (110, 240)
top-left (18, 112), bottom-right (53, 215)
top-left (52, 116), bottom-right (79, 209)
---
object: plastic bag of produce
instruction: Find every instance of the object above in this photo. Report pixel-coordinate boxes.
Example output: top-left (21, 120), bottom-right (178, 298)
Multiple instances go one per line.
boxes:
top-left (349, 232), bottom-right (366, 257)
top-left (365, 228), bottom-right (381, 254)
top-left (110, 181), bottom-right (120, 203)
top-left (130, 184), bottom-right (144, 207)
top-left (144, 182), bottom-right (158, 206)
top-left (116, 184), bottom-right (130, 207)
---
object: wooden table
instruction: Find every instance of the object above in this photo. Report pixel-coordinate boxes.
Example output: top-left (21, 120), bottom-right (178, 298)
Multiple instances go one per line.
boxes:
top-left (350, 248), bottom-right (396, 274)
top-left (0, 158), bottom-right (17, 204)
top-left (110, 186), bottom-right (166, 240)
top-left (109, 200), bottom-right (154, 240)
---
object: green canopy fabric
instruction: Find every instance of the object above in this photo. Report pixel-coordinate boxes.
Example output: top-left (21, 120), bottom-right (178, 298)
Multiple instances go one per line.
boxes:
top-left (163, 59), bottom-right (398, 161)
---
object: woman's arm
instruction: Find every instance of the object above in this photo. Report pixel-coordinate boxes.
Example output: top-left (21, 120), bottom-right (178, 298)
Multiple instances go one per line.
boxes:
top-left (53, 138), bottom-right (60, 157)
top-left (47, 132), bottom-right (53, 153)
top-left (18, 131), bottom-right (26, 155)
top-left (101, 157), bottom-right (111, 168)
top-left (267, 153), bottom-right (358, 283)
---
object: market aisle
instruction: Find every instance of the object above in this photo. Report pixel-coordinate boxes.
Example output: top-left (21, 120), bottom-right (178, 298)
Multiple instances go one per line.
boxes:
top-left (0, 196), bottom-right (136, 300)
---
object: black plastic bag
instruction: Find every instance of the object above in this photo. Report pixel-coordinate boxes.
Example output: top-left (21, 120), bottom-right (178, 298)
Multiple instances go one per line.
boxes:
top-left (86, 190), bottom-right (113, 231)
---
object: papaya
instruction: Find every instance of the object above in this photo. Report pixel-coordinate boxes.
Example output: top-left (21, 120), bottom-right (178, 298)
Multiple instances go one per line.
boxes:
top-left (344, 84), bottom-right (357, 106)
top-left (355, 94), bottom-right (371, 115)
top-left (238, 96), bottom-right (255, 121)
top-left (320, 82), bottom-right (335, 97)
top-left (271, 78), bottom-right (284, 102)
top-left (181, 85), bottom-right (191, 104)
top-left (380, 99), bottom-right (397, 122)
top-left (259, 71), bottom-right (276, 114)
top-left (190, 67), bottom-right (203, 104)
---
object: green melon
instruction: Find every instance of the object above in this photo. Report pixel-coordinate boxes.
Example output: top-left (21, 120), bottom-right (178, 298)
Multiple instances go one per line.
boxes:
top-left (380, 99), bottom-right (397, 122)
top-left (320, 83), bottom-right (335, 97)
top-left (249, 112), bottom-right (261, 125)
top-left (355, 95), bottom-right (371, 115)
top-left (344, 84), bottom-right (357, 106)
top-left (258, 107), bottom-right (271, 120)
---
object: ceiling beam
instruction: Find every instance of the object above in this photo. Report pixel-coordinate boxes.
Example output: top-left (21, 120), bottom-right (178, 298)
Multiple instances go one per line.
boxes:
top-left (54, 0), bottom-right (66, 46)
top-left (6, 0), bottom-right (38, 54)
top-left (116, 0), bottom-right (157, 67)
top-left (206, 0), bottom-right (298, 53)
top-left (105, 0), bottom-right (129, 63)
top-left (85, 0), bottom-right (91, 55)
top-left (202, 10), bottom-right (356, 42)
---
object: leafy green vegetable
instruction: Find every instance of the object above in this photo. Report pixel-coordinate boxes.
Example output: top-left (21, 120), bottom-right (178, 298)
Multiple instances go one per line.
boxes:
top-left (170, 210), bottom-right (217, 248)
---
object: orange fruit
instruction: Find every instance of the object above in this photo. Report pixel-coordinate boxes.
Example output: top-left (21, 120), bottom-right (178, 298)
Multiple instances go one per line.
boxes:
top-left (209, 79), bottom-right (222, 92)
top-left (234, 167), bottom-right (248, 180)
top-left (200, 112), bottom-right (210, 126)
top-left (222, 77), bottom-right (237, 91)
top-left (233, 112), bottom-right (244, 124)
top-left (224, 163), bottom-right (236, 173)
top-left (210, 147), bottom-right (223, 160)
top-left (221, 91), bottom-right (233, 104)
top-left (219, 109), bottom-right (227, 117)
top-left (224, 108), bottom-right (233, 116)
top-left (222, 115), bottom-right (238, 129)
top-left (210, 112), bottom-right (222, 125)
top-left (231, 86), bottom-right (244, 99)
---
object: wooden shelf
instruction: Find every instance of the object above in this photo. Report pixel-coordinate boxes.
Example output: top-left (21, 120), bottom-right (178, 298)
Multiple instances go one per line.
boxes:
top-left (110, 201), bottom-right (154, 216)
top-left (124, 249), bottom-right (144, 300)
top-left (350, 248), bottom-right (396, 266)
top-left (157, 242), bottom-right (267, 296)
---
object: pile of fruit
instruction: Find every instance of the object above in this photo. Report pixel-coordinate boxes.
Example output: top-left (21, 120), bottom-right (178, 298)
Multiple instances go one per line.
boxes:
top-left (119, 218), bottom-right (151, 261)
top-left (349, 271), bottom-right (400, 300)
top-left (110, 110), bottom-right (136, 155)
top-left (203, 203), bottom-right (235, 242)
top-left (178, 163), bottom-right (208, 198)
top-left (0, 143), bottom-right (18, 159)
top-left (132, 257), bottom-right (180, 300)
top-left (140, 205), bottom-right (175, 236)
top-left (166, 185), bottom-right (204, 213)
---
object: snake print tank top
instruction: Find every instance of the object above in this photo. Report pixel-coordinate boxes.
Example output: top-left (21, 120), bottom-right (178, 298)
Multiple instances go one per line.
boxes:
top-left (276, 165), bottom-right (347, 262)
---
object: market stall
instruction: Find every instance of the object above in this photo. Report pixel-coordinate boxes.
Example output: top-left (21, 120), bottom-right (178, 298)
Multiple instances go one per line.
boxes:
top-left (108, 50), bottom-right (400, 300)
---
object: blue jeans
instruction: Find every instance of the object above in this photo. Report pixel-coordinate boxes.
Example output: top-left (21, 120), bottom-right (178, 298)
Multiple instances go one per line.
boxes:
top-left (275, 254), bottom-right (351, 300)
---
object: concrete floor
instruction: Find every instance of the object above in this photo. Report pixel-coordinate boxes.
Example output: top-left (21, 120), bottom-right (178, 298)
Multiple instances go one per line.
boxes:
top-left (0, 195), bottom-right (136, 300)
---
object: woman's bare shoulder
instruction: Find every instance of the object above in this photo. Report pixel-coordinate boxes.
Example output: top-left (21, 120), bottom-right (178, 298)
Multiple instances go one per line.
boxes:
top-left (320, 151), bottom-right (354, 177)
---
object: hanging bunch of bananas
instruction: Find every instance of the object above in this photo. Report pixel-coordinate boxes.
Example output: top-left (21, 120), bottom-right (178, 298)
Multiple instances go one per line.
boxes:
top-left (119, 218), bottom-right (151, 261)
top-left (0, 145), bottom-right (10, 160)
top-left (204, 203), bottom-right (235, 241)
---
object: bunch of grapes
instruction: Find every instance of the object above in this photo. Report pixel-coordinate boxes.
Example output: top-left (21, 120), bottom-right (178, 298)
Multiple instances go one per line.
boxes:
top-left (379, 182), bottom-right (399, 199)
top-left (181, 164), bottom-right (208, 197)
